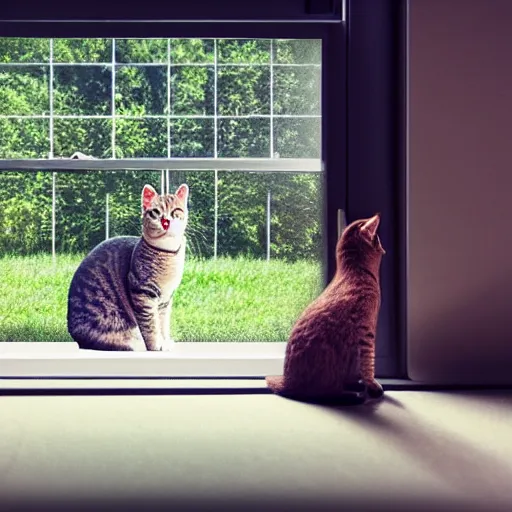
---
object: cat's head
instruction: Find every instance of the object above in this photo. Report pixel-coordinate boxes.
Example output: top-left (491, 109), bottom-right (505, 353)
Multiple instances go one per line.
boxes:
top-left (141, 183), bottom-right (189, 252)
top-left (337, 213), bottom-right (385, 268)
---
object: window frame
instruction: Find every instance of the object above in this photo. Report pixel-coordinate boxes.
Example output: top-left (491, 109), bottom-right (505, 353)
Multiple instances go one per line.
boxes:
top-left (0, 0), bottom-right (407, 381)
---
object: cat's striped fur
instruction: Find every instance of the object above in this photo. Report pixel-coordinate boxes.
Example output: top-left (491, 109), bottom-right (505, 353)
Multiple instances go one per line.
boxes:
top-left (266, 213), bottom-right (385, 404)
top-left (67, 184), bottom-right (188, 351)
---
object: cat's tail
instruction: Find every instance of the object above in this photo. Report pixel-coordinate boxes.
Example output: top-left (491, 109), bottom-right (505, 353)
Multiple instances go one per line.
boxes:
top-left (266, 375), bottom-right (368, 405)
top-left (265, 375), bottom-right (287, 395)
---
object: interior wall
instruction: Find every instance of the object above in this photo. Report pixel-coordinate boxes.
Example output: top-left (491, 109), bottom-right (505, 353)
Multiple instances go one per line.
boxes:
top-left (408, 0), bottom-right (512, 383)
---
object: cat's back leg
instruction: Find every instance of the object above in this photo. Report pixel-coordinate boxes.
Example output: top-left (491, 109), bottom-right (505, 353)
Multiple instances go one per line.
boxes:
top-left (67, 240), bottom-right (143, 351)
top-left (69, 323), bottom-right (146, 351)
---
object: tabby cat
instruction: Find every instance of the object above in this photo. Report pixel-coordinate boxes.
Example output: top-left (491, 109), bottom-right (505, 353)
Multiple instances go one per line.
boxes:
top-left (266, 213), bottom-right (385, 403)
top-left (67, 183), bottom-right (189, 351)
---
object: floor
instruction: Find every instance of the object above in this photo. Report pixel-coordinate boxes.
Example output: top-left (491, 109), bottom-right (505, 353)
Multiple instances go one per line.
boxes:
top-left (1, 387), bottom-right (512, 511)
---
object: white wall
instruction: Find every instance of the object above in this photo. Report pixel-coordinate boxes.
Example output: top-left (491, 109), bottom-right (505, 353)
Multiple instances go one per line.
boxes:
top-left (408, 0), bottom-right (512, 383)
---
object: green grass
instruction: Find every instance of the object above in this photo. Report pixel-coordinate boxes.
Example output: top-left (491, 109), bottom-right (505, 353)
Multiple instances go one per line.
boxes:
top-left (0, 253), bottom-right (322, 342)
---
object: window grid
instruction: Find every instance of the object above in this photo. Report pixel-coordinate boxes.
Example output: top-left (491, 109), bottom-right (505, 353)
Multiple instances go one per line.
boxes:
top-left (0, 38), bottom-right (322, 263)
top-left (0, 38), bottom-right (321, 161)
top-left (269, 39), bottom-right (274, 158)
top-left (213, 39), bottom-right (219, 258)
top-left (49, 39), bottom-right (56, 257)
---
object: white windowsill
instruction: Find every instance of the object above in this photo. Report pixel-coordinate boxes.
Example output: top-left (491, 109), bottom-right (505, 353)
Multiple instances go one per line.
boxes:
top-left (0, 342), bottom-right (286, 378)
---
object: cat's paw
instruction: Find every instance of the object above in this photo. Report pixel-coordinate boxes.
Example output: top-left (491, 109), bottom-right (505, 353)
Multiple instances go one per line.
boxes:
top-left (366, 379), bottom-right (384, 399)
top-left (344, 380), bottom-right (367, 394)
top-left (145, 337), bottom-right (165, 351)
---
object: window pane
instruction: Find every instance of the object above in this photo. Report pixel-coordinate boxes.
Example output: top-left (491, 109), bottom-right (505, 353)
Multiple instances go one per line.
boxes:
top-left (0, 119), bottom-right (49, 158)
top-left (273, 117), bottom-right (321, 158)
top-left (53, 118), bottom-right (112, 158)
top-left (170, 118), bottom-right (214, 157)
top-left (218, 118), bottom-right (270, 157)
top-left (273, 39), bottom-right (322, 64)
top-left (0, 172), bottom-right (54, 257)
top-left (176, 257), bottom-right (321, 342)
top-left (116, 65), bottom-right (167, 115)
top-left (0, 172), bottom-right (59, 342)
top-left (0, 169), bottom-right (322, 343)
top-left (0, 37), bottom-right (322, 161)
top-left (218, 39), bottom-right (270, 64)
top-left (53, 39), bottom-right (112, 63)
top-left (171, 39), bottom-right (214, 64)
top-left (115, 119), bottom-right (167, 158)
top-left (0, 38), bottom-right (49, 63)
top-left (217, 66), bottom-right (270, 116)
top-left (273, 66), bottom-right (320, 116)
top-left (53, 65), bottom-right (111, 115)
top-left (0, 66), bottom-right (50, 115)
top-left (170, 65), bottom-right (214, 115)
top-left (115, 39), bottom-right (168, 64)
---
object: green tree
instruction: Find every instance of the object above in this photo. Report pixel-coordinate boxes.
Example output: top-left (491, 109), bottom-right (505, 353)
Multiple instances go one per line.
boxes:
top-left (0, 38), bottom-right (323, 260)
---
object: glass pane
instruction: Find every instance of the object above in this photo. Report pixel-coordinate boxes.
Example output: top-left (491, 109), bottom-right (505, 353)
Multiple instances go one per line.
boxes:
top-left (0, 37), bottom-right (322, 162)
top-left (273, 66), bottom-right (321, 116)
top-left (53, 39), bottom-right (112, 63)
top-left (170, 118), bottom-right (214, 157)
top-left (0, 38), bottom-right (49, 63)
top-left (170, 65), bottom-right (214, 115)
top-left (273, 117), bottom-right (321, 158)
top-left (218, 39), bottom-right (270, 64)
top-left (53, 66), bottom-right (111, 115)
top-left (273, 39), bottom-right (322, 64)
top-left (0, 172), bottom-right (59, 342)
top-left (0, 66), bottom-right (50, 115)
top-left (218, 118), bottom-right (270, 157)
top-left (53, 118), bottom-right (112, 158)
top-left (116, 65), bottom-right (167, 115)
top-left (0, 119), bottom-right (49, 158)
top-left (115, 119), bottom-right (167, 158)
top-left (171, 39), bottom-right (214, 64)
top-left (0, 169), bottom-right (322, 343)
top-left (115, 39), bottom-right (168, 64)
top-left (217, 66), bottom-right (270, 116)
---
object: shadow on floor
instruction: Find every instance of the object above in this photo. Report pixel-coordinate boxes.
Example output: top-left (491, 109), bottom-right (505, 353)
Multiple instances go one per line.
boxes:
top-left (310, 393), bottom-right (512, 510)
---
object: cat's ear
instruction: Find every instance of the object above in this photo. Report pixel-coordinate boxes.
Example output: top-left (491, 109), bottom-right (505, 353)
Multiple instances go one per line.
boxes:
top-left (142, 184), bottom-right (158, 211)
top-left (175, 184), bottom-right (189, 204)
top-left (360, 213), bottom-right (380, 240)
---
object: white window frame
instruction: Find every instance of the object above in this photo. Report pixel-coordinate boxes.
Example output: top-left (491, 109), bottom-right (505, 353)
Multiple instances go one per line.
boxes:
top-left (0, 41), bottom-right (325, 378)
top-left (0, 27), bottom-right (340, 380)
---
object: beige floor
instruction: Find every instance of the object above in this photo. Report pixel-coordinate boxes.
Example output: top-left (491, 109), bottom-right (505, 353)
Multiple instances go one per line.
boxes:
top-left (1, 388), bottom-right (511, 511)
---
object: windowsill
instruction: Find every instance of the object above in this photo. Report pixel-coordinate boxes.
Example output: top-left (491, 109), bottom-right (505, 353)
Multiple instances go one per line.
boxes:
top-left (0, 342), bottom-right (288, 378)
top-left (3, 343), bottom-right (512, 391)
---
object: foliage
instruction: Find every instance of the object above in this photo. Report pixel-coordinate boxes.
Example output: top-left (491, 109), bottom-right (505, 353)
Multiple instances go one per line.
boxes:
top-left (0, 38), bottom-right (323, 261)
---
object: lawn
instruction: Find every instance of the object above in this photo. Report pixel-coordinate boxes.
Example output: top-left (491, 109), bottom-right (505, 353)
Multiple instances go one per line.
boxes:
top-left (0, 254), bottom-right (323, 343)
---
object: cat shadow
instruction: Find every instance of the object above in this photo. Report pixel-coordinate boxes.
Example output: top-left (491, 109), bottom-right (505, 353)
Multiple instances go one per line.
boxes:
top-left (314, 394), bottom-right (512, 503)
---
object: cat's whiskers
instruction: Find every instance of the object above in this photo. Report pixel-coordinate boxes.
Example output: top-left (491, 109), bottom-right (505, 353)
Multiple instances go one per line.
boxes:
top-left (183, 223), bottom-right (209, 259)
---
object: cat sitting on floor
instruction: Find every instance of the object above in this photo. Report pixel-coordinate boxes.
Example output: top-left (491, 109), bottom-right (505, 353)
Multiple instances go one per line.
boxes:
top-left (67, 183), bottom-right (188, 351)
top-left (266, 213), bottom-right (385, 404)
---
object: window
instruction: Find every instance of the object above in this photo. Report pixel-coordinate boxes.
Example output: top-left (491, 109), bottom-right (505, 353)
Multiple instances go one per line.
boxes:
top-left (0, 0), bottom-right (405, 379)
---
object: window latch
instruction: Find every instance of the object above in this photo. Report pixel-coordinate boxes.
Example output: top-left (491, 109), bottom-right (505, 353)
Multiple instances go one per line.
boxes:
top-left (337, 209), bottom-right (347, 239)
